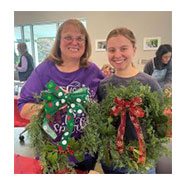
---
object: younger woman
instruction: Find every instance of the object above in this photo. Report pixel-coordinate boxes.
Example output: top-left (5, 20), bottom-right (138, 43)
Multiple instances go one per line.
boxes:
top-left (98, 27), bottom-right (162, 174)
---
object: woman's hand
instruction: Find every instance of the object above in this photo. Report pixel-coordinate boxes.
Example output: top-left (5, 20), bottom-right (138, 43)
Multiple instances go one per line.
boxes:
top-left (88, 170), bottom-right (100, 174)
top-left (20, 103), bottom-right (44, 120)
top-left (20, 88), bottom-right (68, 120)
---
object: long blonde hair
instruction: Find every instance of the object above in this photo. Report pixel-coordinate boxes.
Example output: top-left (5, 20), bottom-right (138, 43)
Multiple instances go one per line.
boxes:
top-left (45, 19), bottom-right (91, 67)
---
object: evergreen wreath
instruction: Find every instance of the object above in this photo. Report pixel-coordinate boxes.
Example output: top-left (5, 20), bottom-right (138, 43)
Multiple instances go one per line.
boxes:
top-left (27, 80), bottom-right (100, 174)
top-left (97, 80), bottom-right (171, 173)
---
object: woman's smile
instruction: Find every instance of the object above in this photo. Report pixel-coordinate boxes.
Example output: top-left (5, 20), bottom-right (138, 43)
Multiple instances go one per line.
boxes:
top-left (68, 46), bottom-right (80, 52)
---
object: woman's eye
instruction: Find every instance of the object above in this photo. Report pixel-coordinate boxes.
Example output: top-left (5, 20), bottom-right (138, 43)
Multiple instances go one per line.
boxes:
top-left (108, 49), bottom-right (115, 53)
top-left (77, 37), bottom-right (85, 42)
top-left (120, 48), bottom-right (127, 51)
top-left (64, 36), bottom-right (72, 41)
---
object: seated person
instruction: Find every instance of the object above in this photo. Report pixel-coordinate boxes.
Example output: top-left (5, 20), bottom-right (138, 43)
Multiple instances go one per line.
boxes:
top-left (143, 44), bottom-right (172, 89)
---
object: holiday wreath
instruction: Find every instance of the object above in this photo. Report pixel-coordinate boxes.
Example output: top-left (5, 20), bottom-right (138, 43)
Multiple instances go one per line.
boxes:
top-left (27, 80), bottom-right (101, 174)
top-left (96, 80), bottom-right (171, 173)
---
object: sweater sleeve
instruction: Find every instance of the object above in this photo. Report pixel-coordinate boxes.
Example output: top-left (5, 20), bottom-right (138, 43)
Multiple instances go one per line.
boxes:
top-left (164, 61), bottom-right (172, 88)
top-left (97, 82), bottom-right (106, 102)
top-left (143, 60), bottom-right (153, 75)
top-left (15, 56), bottom-right (28, 72)
top-left (17, 67), bottom-right (45, 112)
top-left (97, 77), bottom-right (110, 102)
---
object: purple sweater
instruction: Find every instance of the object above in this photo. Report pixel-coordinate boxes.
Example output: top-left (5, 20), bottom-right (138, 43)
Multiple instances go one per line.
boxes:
top-left (18, 61), bottom-right (104, 142)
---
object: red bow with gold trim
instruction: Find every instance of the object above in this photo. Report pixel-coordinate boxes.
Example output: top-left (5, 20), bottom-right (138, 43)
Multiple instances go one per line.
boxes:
top-left (110, 97), bottom-right (146, 164)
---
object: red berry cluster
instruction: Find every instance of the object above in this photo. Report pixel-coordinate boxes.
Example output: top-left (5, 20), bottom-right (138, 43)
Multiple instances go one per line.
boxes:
top-left (57, 145), bottom-right (74, 155)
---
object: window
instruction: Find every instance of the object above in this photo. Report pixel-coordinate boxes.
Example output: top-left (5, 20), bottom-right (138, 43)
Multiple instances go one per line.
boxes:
top-left (24, 26), bottom-right (33, 56)
top-left (33, 23), bottom-right (57, 65)
top-left (14, 26), bottom-right (22, 63)
top-left (14, 19), bottom-right (86, 67)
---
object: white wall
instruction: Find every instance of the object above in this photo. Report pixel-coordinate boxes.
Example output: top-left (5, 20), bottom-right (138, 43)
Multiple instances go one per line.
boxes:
top-left (14, 11), bottom-right (172, 71)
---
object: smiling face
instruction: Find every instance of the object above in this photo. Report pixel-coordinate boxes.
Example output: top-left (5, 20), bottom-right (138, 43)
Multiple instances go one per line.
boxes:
top-left (60, 24), bottom-right (86, 63)
top-left (107, 35), bottom-right (136, 73)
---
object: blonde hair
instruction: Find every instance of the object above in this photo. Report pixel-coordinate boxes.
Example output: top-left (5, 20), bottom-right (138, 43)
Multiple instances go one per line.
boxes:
top-left (101, 64), bottom-right (112, 71)
top-left (106, 27), bottom-right (136, 47)
top-left (45, 19), bottom-right (91, 67)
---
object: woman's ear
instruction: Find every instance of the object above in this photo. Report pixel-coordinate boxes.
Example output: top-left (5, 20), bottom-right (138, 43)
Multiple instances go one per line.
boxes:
top-left (133, 46), bottom-right (137, 57)
top-left (134, 46), bottom-right (137, 53)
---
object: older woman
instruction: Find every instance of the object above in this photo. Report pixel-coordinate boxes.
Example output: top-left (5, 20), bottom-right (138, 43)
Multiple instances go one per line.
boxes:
top-left (18, 19), bottom-right (104, 173)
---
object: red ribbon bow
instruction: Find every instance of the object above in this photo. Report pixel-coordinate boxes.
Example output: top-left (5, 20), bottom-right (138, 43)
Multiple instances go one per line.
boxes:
top-left (110, 97), bottom-right (146, 164)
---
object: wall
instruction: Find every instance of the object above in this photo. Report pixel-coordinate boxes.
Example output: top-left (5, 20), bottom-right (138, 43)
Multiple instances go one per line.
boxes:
top-left (14, 11), bottom-right (172, 71)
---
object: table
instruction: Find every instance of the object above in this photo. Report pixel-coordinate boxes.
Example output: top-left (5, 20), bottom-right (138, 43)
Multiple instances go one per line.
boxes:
top-left (14, 80), bottom-right (24, 96)
top-left (14, 127), bottom-right (35, 158)
top-left (156, 139), bottom-right (172, 174)
top-left (14, 128), bottom-right (43, 174)
top-left (14, 128), bottom-right (172, 174)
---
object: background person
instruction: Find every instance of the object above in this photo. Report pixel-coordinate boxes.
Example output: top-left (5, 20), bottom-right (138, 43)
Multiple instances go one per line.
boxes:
top-left (144, 44), bottom-right (172, 89)
top-left (14, 42), bottom-right (34, 81)
top-left (101, 64), bottom-right (115, 77)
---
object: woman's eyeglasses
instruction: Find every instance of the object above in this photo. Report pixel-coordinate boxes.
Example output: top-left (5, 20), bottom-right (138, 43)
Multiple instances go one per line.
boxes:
top-left (63, 36), bottom-right (85, 43)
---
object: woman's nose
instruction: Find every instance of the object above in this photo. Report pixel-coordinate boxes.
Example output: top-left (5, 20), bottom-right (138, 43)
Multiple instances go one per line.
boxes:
top-left (114, 50), bottom-right (122, 57)
top-left (71, 38), bottom-right (78, 44)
